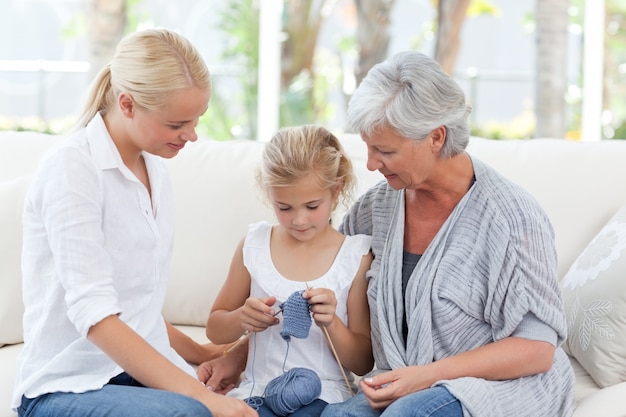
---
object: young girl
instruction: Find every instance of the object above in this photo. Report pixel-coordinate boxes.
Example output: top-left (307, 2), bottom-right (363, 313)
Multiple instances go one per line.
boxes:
top-left (206, 125), bottom-right (374, 417)
top-left (12, 29), bottom-right (255, 417)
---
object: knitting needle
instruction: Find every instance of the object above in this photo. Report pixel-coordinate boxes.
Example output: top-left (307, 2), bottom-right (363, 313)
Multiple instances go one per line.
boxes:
top-left (223, 308), bottom-right (282, 355)
top-left (305, 283), bottom-right (355, 396)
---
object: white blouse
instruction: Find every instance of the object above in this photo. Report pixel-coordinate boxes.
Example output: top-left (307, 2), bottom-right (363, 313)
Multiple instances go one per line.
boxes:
top-left (12, 113), bottom-right (194, 409)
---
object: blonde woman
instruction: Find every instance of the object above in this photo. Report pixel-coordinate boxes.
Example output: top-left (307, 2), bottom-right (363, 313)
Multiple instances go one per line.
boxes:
top-left (13, 29), bottom-right (256, 417)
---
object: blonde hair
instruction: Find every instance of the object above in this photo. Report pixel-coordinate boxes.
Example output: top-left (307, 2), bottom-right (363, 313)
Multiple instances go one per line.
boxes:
top-left (258, 125), bottom-right (355, 211)
top-left (75, 28), bottom-right (211, 128)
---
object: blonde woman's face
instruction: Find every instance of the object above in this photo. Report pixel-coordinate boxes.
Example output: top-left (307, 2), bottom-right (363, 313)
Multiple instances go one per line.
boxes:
top-left (131, 87), bottom-right (210, 158)
top-left (269, 173), bottom-right (336, 243)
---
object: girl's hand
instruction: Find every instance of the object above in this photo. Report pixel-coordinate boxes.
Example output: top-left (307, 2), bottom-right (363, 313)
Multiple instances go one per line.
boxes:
top-left (303, 287), bottom-right (337, 327)
top-left (239, 296), bottom-right (279, 333)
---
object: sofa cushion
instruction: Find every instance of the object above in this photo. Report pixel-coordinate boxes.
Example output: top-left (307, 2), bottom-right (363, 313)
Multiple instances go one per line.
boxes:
top-left (0, 131), bottom-right (61, 182)
top-left (0, 343), bottom-right (22, 413)
top-left (466, 138), bottom-right (626, 281)
top-left (0, 175), bottom-right (32, 347)
top-left (163, 139), bottom-right (276, 327)
top-left (561, 206), bottom-right (626, 388)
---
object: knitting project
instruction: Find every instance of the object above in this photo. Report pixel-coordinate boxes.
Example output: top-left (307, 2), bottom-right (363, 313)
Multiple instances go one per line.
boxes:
top-left (279, 290), bottom-right (312, 341)
top-left (245, 289), bottom-right (320, 415)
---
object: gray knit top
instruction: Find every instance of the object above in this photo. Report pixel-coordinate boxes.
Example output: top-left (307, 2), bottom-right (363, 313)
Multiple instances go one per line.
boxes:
top-left (339, 156), bottom-right (575, 417)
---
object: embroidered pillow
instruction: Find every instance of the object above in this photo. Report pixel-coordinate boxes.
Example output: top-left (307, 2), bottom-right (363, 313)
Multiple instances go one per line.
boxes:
top-left (561, 206), bottom-right (626, 388)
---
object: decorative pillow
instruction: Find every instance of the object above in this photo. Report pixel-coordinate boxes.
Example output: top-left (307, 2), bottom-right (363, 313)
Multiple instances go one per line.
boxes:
top-left (561, 206), bottom-right (626, 388)
top-left (0, 175), bottom-right (33, 347)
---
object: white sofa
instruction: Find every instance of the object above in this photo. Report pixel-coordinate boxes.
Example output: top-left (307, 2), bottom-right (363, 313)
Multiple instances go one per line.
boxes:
top-left (1, 130), bottom-right (626, 417)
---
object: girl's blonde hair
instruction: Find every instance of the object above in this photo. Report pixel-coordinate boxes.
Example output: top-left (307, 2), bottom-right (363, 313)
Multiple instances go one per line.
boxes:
top-left (75, 28), bottom-right (211, 128)
top-left (258, 125), bottom-right (355, 211)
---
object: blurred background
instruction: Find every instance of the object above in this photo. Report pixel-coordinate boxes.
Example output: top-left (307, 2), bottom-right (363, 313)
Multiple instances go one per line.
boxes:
top-left (0, 0), bottom-right (624, 141)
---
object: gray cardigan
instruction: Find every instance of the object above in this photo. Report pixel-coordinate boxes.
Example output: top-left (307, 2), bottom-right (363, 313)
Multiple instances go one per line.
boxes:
top-left (340, 156), bottom-right (575, 417)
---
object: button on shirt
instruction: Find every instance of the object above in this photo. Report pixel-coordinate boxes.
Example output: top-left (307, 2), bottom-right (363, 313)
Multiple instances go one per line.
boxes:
top-left (12, 113), bottom-right (194, 408)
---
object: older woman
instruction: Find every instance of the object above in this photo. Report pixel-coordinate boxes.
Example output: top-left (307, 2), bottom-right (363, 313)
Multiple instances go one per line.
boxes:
top-left (321, 51), bottom-right (575, 417)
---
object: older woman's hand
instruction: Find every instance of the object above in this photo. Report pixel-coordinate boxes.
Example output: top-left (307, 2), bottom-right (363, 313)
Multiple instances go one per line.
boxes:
top-left (360, 366), bottom-right (431, 409)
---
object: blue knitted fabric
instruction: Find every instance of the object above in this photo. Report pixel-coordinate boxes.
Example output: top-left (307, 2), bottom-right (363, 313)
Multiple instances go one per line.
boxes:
top-left (279, 290), bottom-right (312, 341)
top-left (242, 291), bottom-right (319, 414)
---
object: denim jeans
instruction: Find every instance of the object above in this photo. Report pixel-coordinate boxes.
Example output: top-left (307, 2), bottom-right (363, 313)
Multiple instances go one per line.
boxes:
top-left (17, 372), bottom-right (213, 417)
top-left (320, 386), bottom-right (462, 417)
top-left (250, 398), bottom-right (328, 417)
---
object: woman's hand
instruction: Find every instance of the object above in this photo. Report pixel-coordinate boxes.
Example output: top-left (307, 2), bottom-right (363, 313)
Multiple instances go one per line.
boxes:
top-left (239, 296), bottom-right (280, 333)
top-left (196, 359), bottom-right (238, 394)
top-left (201, 393), bottom-right (258, 417)
top-left (360, 366), bottom-right (427, 410)
top-left (359, 337), bottom-right (557, 410)
top-left (303, 287), bottom-right (337, 328)
top-left (197, 342), bottom-right (247, 394)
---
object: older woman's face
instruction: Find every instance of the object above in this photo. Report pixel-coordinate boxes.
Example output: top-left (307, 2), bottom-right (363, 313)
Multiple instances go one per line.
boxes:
top-left (362, 125), bottom-right (435, 190)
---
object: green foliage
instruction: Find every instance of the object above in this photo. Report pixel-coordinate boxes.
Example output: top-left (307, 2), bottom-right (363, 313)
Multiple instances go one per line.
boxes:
top-left (0, 116), bottom-right (74, 134)
top-left (613, 121), bottom-right (626, 140)
top-left (62, 0), bottom-right (143, 40)
top-left (470, 111), bottom-right (535, 140)
top-left (201, 0), bottom-right (339, 140)
top-left (604, 0), bottom-right (626, 138)
top-left (429, 0), bottom-right (500, 52)
top-left (467, 0), bottom-right (499, 17)
top-left (126, 0), bottom-right (150, 32)
top-left (279, 52), bottom-right (340, 129)
top-left (60, 13), bottom-right (84, 39)
top-left (280, 71), bottom-right (314, 127)
top-left (198, 0), bottom-right (260, 140)
top-left (471, 125), bottom-right (528, 140)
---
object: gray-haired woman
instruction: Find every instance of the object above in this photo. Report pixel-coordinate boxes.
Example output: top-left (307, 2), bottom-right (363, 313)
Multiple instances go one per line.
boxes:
top-left (321, 51), bottom-right (575, 417)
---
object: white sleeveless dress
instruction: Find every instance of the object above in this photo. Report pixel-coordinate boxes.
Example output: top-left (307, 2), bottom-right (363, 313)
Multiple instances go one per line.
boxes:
top-left (227, 221), bottom-right (372, 404)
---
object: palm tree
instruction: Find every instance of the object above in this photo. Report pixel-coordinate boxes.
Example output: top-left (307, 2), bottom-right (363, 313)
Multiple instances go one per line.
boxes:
top-left (434, 0), bottom-right (471, 74)
top-left (535, 0), bottom-right (568, 138)
top-left (85, 0), bottom-right (126, 80)
top-left (353, 0), bottom-right (396, 85)
top-left (280, 0), bottom-right (338, 125)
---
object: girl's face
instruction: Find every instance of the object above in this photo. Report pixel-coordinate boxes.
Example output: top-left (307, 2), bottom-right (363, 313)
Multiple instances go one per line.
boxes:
top-left (127, 87), bottom-right (210, 159)
top-left (269, 173), bottom-right (337, 242)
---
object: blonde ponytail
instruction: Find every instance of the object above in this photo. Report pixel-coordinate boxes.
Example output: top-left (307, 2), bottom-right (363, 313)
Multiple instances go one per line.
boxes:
top-left (74, 64), bottom-right (115, 129)
top-left (74, 29), bottom-right (211, 130)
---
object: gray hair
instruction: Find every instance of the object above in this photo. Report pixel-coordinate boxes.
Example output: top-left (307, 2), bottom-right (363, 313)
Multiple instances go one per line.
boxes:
top-left (347, 51), bottom-right (472, 158)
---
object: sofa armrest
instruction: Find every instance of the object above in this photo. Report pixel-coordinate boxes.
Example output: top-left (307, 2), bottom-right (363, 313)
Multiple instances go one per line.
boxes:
top-left (0, 344), bottom-right (21, 417)
top-left (172, 324), bottom-right (210, 345)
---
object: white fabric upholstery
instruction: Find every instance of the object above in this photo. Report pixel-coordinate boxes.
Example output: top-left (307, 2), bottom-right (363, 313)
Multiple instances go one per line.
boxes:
top-left (465, 137), bottom-right (626, 280)
top-left (0, 175), bottom-right (32, 347)
top-left (2, 131), bottom-right (626, 416)
top-left (163, 139), bottom-right (275, 326)
top-left (561, 206), bottom-right (626, 388)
